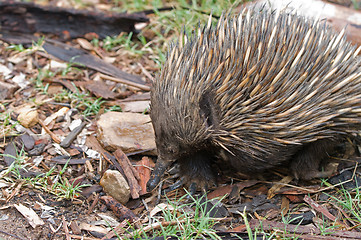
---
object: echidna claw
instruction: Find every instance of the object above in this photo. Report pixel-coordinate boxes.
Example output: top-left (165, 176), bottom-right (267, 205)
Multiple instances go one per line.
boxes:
top-left (189, 182), bottom-right (198, 196)
top-left (186, 182), bottom-right (209, 197)
top-left (167, 177), bottom-right (185, 192)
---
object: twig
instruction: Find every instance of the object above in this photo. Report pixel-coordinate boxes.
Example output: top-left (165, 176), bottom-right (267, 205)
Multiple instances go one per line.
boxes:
top-left (99, 73), bottom-right (151, 91)
top-left (62, 216), bottom-right (70, 240)
top-left (114, 149), bottom-right (141, 199)
top-left (121, 218), bottom-right (230, 239)
top-left (328, 201), bottom-right (354, 229)
top-left (0, 230), bottom-right (27, 240)
top-left (137, 62), bottom-right (154, 82)
top-left (304, 195), bottom-right (348, 229)
top-left (38, 118), bottom-right (61, 143)
top-left (86, 194), bottom-right (100, 215)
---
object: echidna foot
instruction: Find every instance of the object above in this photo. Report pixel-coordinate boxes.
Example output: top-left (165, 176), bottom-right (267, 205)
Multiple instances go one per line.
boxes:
top-left (296, 163), bottom-right (338, 180)
top-left (291, 139), bottom-right (339, 180)
top-left (164, 176), bottom-right (216, 195)
top-left (188, 181), bottom-right (210, 195)
top-left (166, 177), bottom-right (186, 192)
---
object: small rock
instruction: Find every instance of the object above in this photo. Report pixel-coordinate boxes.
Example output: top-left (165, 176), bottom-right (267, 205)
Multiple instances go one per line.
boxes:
top-left (99, 170), bottom-right (130, 204)
top-left (289, 211), bottom-right (315, 225)
top-left (17, 110), bottom-right (39, 128)
top-left (200, 198), bottom-right (229, 218)
top-left (97, 112), bottom-right (156, 154)
top-left (19, 133), bottom-right (35, 151)
top-left (328, 170), bottom-right (361, 190)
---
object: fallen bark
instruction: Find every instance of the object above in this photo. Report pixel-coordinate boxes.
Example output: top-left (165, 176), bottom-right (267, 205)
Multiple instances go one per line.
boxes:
top-left (0, 1), bottom-right (148, 39)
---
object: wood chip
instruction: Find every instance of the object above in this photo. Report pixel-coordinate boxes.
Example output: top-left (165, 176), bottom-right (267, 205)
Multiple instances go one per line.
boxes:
top-left (114, 148), bottom-right (141, 199)
top-left (135, 156), bottom-right (152, 195)
top-left (14, 203), bottom-right (45, 228)
top-left (267, 175), bottom-right (293, 199)
top-left (304, 195), bottom-right (347, 228)
top-left (100, 196), bottom-right (139, 222)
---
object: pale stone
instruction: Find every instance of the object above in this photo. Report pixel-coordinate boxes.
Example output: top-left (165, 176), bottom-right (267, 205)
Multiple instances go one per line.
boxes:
top-left (99, 170), bottom-right (130, 204)
top-left (17, 110), bottom-right (39, 128)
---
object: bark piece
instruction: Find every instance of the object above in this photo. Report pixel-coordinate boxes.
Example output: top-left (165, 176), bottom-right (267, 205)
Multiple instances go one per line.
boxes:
top-left (60, 121), bottom-right (86, 148)
top-left (0, 1), bottom-right (148, 39)
top-left (19, 133), bottom-right (35, 151)
top-left (100, 196), bottom-right (138, 222)
top-left (135, 157), bottom-right (153, 195)
top-left (0, 33), bottom-right (147, 86)
top-left (114, 149), bottom-right (141, 199)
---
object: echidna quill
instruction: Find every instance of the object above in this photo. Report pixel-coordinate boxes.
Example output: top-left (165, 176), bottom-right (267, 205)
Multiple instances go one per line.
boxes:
top-left (146, 9), bottom-right (361, 192)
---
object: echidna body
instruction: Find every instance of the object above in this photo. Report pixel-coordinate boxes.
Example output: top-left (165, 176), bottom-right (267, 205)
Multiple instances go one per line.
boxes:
top-left (147, 9), bottom-right (361, 191)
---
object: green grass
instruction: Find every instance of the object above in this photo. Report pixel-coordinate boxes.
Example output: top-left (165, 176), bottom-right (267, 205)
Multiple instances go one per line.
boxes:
top-left (6, 37), bottom-right (45, 53)
top-left (2, 144), bottom-right (29, 180)
top-left (28, 159), bottom-right (90, 200)
top-left (239, 208), bottom-right (305, 240)
top-left (0, 112), bottom-right (18, 138)
top-left (317, 215), bottom-right (340, 236)
top-left (90, 0), bottom-right (241, 67)
top-left (34, 69), bottom-right (52, 94)
top-left (323, 180), bottom-right (361, 225)
top-left (68, 88), bottom-right (106, 117)
top-left (105, 105), bottom-right (122, 112)
top-left (1, 147), bottom-right (89, 200)
top-left (351, 0), bottom-right (361, 9)
top-left (121, 192), bottom-right (225, 239)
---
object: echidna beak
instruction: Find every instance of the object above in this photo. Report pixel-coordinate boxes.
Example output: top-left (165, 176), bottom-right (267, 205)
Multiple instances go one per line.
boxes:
top-left (146, 157), bottom-right (170, 192)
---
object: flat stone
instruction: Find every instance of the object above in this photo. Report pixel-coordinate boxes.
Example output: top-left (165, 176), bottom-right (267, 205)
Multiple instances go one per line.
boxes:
top-left (97, 112), bottom-right (156, 155)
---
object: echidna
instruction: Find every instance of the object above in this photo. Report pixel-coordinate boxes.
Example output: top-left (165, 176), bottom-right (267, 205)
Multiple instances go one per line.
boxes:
top-left (147, 9), bottom-right (361, 192)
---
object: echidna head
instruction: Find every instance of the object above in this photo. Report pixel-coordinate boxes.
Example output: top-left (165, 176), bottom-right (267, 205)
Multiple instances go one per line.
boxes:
top-left (147, 90), bottom-right (218, 191)
top-left (150, 91), bottom-right (217, 164)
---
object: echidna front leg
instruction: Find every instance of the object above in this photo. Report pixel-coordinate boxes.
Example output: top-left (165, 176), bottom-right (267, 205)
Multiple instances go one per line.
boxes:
top-left (178, 151), bottom-right (217, 193)
top-left (290, 139), bottom-right (338, 180)
top-left (147, 151), bottom-right (216, 193)
top-left (146, 157), bottom-right (171, 192)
